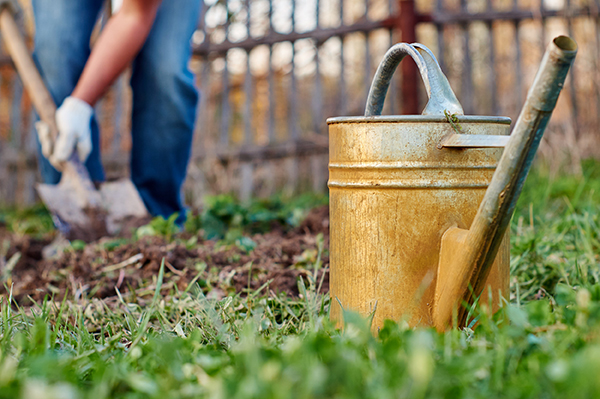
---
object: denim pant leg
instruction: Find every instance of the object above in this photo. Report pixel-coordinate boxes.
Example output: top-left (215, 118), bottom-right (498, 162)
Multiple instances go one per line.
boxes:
top-left (129, 1), bottom-right (202, 223)
top-left (31, 0), bottom-right (105, 184)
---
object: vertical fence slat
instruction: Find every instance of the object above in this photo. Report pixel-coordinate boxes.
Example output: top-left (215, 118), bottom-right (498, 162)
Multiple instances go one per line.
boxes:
top-left (239, 0), bottom-right (254, 201)
top-left (313, 45), bottom-right (323, 133)
top-left (245, 0), bottom-right (251, 144)
top-left (485, 0), bottom-right (497, 115)
top-left (487, 22), bottom-right (498, 115)
top-left (339, 38), bottom-right (346, 115)
top-left (266, 0), bottom-right (276, 195)
top-left (459, 0), bottom-right (473, 114)
top-left (309, 0), bottom-right (325, 193)
top-left (220, 56), bottom-right (230, 146)
top-left (461, 25), bottom-right (473, 113)
top-left (268, 0), bottom-right (275, 144)
top-left (243, 58), bottom-right (252, 145)
top-left (513, 20), bottom-right (523, 108)
top-left (10, 76), bottom-right (22, 148)
top-left (435, 0), bottom-right (445, 71)
top-left (6, 75), bottom-right (21, 204)
top-left (289, 0), bottom-right (298, 140)
top-left (539, 0), bottom-right (547, 48)
top-left (285, 0), bottom-right (299, 196)
top-left (268, 47), bottom-right (275, 143)
top-left (240, 50), bottom-right (254, 200)
top-left (112, 75), bottom-right (123, 155)
top-left (291, 0), bottom-right (296, 31)
top-left (221, 1), bottom-right (231, 148)
top-left (399, 0), bottom-right (418, 114)
top-left (199, 56), bottom-right (210, 155)
top-left (386, 0), bottom-right (396, 114)
top-left (289, 44), bottom-right (298, 140)
top-left (26, 110), bottom-right (36, 153)
top-left (269, 0), bottom-right (274, 33)
top-left (364, 32), bottom-right (371, 111)
top-left (312, 0), bottom-right (322, 132)
top-left (512, 0), bottom-right (523, 108)
top-left (246, 0), bottom-right (251, 38)
top-left (564, 0), bottom-right (579, 133)
top-left (388, 29), bottom-right (397, 114)
top-left (24, 110), bottom-right (36, 206)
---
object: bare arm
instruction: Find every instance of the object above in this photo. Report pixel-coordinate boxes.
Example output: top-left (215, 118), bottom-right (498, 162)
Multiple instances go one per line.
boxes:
top-left (71, 0), bottom-right (163, 106)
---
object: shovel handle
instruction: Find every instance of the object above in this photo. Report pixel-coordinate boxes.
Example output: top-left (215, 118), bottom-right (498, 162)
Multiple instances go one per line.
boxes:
top-left (365, 42), bottom-right (463, 116)
top-left (433, 36), bottom-right (578, 330)
top-left (0, 4), bottom-right (59, 139)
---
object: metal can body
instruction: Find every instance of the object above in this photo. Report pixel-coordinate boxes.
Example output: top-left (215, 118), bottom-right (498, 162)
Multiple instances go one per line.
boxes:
top-left (328, 115), bottom-right (511, 329)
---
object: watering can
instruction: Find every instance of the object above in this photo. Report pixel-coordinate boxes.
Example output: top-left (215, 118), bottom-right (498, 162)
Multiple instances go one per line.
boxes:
top-left (328, 36), bottom-right (577, 331)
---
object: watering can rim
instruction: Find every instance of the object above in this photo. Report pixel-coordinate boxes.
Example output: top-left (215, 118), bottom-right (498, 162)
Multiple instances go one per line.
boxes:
top-left (327, 115), bottom-right (512, 125)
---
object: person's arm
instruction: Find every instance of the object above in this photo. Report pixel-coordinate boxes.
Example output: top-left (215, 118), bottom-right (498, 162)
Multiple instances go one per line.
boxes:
top-left (72, 0), bottom-right (163, 105)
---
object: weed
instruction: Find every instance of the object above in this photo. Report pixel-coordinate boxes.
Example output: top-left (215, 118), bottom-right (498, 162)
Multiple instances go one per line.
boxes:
top-left (444, 109), bottom-right (463, 134)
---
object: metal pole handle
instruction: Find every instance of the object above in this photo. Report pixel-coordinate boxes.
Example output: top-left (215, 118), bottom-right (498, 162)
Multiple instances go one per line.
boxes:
top-left (433, 36), bottom-right (578, 330)
top-left (365, 42), bottom-right (463, 116)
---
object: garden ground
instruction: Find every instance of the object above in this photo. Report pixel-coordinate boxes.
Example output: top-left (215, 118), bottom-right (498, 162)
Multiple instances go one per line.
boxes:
top-left (0, 160), bottom-right (599, 398)
top-left (1, 203), bottom-right (329, 305)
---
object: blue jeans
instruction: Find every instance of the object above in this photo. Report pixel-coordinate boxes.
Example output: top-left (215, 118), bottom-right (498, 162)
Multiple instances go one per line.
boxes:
top-left (32, 0), bottom-right (202, 224)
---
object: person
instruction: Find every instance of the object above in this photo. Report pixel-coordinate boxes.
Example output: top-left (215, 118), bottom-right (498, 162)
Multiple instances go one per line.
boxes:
top-left (32, 0), bottom-right (202, 225)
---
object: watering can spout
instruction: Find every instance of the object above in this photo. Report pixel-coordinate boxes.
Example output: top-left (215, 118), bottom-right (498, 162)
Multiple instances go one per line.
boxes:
top-left (433, 36), bottom-right (578, 331)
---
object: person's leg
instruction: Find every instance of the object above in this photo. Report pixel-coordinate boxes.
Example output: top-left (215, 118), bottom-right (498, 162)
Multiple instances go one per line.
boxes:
top-left (31, 0), bottom-right (105, 184)
top-left (129, 0), bottom-right (202, 223)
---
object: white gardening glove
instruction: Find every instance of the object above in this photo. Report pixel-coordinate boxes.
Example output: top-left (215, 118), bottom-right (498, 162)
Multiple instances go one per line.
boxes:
top-left (51, 96), bottom-right (94, 168)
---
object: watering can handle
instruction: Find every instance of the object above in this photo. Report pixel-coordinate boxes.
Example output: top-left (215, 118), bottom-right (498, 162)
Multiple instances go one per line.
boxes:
top-left (365, 43), bottom-right (463, 116)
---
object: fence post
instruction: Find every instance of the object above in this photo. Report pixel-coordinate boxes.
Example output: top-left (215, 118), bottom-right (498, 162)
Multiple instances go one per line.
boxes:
top-left (398, 0), bottom-right (419, 114)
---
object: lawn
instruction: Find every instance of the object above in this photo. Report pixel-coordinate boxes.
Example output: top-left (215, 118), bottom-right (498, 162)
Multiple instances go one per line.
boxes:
top-left (1, 160), bottom-right (599, 399)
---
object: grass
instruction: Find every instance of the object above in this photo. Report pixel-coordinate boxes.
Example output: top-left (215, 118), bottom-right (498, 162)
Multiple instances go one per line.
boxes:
top-left (0, 204), bottom-right (55, 238)
top-left (1, 161), bottom-right (600, 398)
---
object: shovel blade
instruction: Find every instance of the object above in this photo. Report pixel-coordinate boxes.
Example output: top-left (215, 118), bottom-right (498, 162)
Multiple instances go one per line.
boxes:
top-left (99, 179), bottom-right (148, 235)
top-left (37, 181), bottom-right (109, 242)
top-left (37, 177), bottom-right (148, 241)
top-left (37, 182), bottom-right (91, 228)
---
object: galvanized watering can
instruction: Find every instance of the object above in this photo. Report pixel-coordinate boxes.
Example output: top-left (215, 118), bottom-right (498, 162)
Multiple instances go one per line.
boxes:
top-left (328, 36), bottom-right (577, 331)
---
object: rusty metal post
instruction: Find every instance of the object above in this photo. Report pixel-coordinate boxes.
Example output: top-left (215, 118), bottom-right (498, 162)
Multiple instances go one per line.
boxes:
top-left (398, 0), bottom-right (419, 114)
top-left (433, 36), bottom-right (578, 330)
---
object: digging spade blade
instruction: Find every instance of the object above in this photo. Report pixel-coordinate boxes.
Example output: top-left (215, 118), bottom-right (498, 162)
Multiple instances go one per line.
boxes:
top-left (100, 179), bottom-right (148, 234)
top-left (36, 157), bottom-right (107, 241)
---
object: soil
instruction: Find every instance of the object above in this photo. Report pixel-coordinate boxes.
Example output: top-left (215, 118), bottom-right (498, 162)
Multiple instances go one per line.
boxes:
top-left (66, 207), bottom-right (110, 243)
top-left (0, 206), bottom-right (330, 305)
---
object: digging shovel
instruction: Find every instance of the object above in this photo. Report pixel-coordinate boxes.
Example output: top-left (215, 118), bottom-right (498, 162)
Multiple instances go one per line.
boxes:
top-left (0, 0), bottom-right (148, 241)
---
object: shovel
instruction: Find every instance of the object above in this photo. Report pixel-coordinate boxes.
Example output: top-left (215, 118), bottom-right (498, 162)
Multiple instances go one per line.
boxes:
top-left (0, 1), bottom-right (148, 241)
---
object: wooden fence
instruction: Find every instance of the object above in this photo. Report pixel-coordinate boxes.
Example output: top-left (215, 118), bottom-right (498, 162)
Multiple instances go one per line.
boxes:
top-left (0, 0), bottom-right (597, 207)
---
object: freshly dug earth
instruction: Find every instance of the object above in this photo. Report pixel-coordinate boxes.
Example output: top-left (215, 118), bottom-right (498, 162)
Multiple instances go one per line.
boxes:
top-left (1, 206), bottom-right (330, 305)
